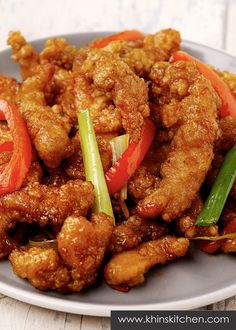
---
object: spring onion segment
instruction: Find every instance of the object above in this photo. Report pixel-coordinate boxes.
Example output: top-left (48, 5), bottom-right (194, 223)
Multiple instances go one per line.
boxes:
top-left (196, 145), bottom-right (236, 226)
top-left (190, 233), bottom-right (236, 241)
top-left (110, 134), bottom-right (130, 200)
top-left (78, 110), bottom-right (114, 220)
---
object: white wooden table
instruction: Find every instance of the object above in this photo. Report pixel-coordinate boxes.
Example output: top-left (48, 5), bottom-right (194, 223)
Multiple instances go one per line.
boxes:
top-left (0, 0), bottom-right (235, 328)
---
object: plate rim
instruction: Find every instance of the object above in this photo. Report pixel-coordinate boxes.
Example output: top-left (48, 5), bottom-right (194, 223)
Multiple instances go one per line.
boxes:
top-left (0, 32), bottom-right (236, 316)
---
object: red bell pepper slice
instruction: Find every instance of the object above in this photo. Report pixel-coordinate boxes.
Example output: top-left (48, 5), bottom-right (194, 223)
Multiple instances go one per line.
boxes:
top-left (170, 50), bottom-right (236, 119)
top-left (223, 218), bottom-right (236, 234)
top-left (93, 30), bottom-right (144, 48)
top-left (196, 240), bottom-right (222, 254)
top-left (105, 119), bottom-right (156, 196)
top-left (0, 99), bottom-right (32, 195)
top-left (0, 111), bottom-right (6, 121)
top-left (0, 141), bottom-right (14, 153)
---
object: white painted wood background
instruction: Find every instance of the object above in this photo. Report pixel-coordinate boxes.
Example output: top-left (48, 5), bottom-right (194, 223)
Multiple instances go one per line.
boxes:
top-left (0, 0), bottom-right (235, 329)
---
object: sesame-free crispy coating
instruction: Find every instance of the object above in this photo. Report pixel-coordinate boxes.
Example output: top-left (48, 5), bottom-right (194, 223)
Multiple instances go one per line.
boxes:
top-left (0, 179), bottom-right (94, 227)
top-left (104, 235), bottom-right (189, 289)
top-left (137, 61), bottom-right (220, 221)
top-left (105, 29), bottom-right (180, 77)
top-left (7, 31), bottom-right (39, 79)
top-left (16, 64), bottom-right (72, 168)
top-left (108, 214), bottom-right (168, 254)
top-left (73, 49), bottom-right (150, 142)
top-left (9, 213), bottom-right (113, 291)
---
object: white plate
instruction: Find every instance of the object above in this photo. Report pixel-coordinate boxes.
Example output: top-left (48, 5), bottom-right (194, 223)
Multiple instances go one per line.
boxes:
top-left (0, 33), bottom-right (236, 316)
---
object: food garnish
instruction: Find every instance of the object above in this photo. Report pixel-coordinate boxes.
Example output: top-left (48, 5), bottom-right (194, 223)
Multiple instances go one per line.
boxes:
top-left (0, 99), bottom-right (32, 196)
top-left (196, 145), bottom-right (236, 226)
top-left (92, 30), bottom-right (144, 48)
top-left (78, 109), bottom-right (114, 219)
top-left (105, 119), bottom-right (156, 196)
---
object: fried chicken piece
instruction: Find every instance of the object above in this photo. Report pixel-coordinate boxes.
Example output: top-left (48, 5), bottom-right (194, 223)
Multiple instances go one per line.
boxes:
top-left (108, 215), bottom-right (168, 254)
top-left (73, 49), bottom-right (150, 142)
top-left (137, 61), bottom-right (220, 221)
top-left (7, 31), bottom-right (39, 79)
top-left (105, 29), bottom-right (180, 77)
top-left (0, 74), bottom-right (19, 103)
top-left (58, 213), bottom-right (113, 291)
top-left (16, 64), bottom-right (72, 168)
top-left (0, 179), bottom-right (94, 227)
top-left (176, 195), bottom-right (218, 238)
top-left (104, 235), bottom-right (189, 289)
top-left (215, 116), bottom-right (236, 153)
top-left (9, 247), bottom-right (70, 291)
top-left (10, 213), bottom-right (113, 292)
top-left (128, 142), bottom-right (170, 201)
top-left (52, 69), bottom-right (76, 124)
top-left (39, 38), bottom-right (78, 70)
top-left (42, 167), bottom-right (69, 186)
top-left (128, 166), bottom-right (160, 201)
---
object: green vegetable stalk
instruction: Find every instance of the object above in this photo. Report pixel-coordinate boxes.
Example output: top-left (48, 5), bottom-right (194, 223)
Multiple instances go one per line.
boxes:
top-left (78, 110), bottom-right (114, 220)
top-left (196, 145), bottom-right (236, 226)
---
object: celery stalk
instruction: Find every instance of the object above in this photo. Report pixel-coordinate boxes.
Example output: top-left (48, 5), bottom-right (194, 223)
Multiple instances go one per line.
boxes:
top-left (78, 110), bottom-right (114, 219)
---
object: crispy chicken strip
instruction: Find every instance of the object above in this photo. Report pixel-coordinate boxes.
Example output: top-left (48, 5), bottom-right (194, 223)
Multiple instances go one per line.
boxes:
top-left (9, 213), bottom-right (113, 291)
top-left (105, 29), bottom-right (180, 77)
top-left (0, 180), bottom-right (94, 227)
top-left (7, 31), bottom-right (39, 79)
top-left (39, 38), bottom-right (78, 70)
top-left (137, 61), bottom-right (220, 221)
top-left (108, 215), bottom-right (168, 254)
top-left (16, 64), bottom-right (72, 167)
top-left (104, 235), bottom-right (189, 289)
top-left (73, 49), bottom-right (150, 142)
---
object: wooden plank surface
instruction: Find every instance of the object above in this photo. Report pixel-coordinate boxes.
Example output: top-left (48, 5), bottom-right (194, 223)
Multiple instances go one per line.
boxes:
top-left (0, 0), bottom-right (235, 329)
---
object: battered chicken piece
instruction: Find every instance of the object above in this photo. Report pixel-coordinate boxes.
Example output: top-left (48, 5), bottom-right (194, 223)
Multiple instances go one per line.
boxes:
top-left (105, 29), bottom-right (180, 77)
top-left (108, 214), bottom-right (168, 254)
top-left (9, 247), bottom-right (70, 291)
top-left (176, 195), bottom-right (218, 238)
top-left (0, 180), bottom-right (94, 227)
top-left (58, 213), bottom-right (113, 291)
top-left (7, 31), bottom-right (39, 79)
top-left (0, 74), bottom-right (19, 103)
top-left (215, 116), bottom-right (236, 153)
top-left (39, 38), bottom-right (78, 70)
top-left (104, 236), bottom-right (189, 289)
top-left (9, 213), bottom-right (113, 291)
top-left (52, 69), bottom-right (76, 124)
top-left (128, 166), bottom-right (160, 201)
top-left (73, 49), bottom-right (150, 142)
top-left (16, 64), bottom-right (72, 168)
top-left (138, 61), bottom-right (220, 221)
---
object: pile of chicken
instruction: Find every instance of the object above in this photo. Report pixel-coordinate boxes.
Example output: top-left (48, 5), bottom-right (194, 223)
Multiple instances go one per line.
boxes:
top-left (0, 29), bottom-right (235, 293)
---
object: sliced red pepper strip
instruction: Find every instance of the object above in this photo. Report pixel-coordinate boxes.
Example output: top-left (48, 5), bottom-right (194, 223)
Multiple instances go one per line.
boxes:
top-left (0, 110), bottom-right (6, 121)
top-left (105, 119), bottom-right (156, 196)
top-left (223, 218), bottom-right (236, 234)
top-left (93, 30), bottom-right (144, 48)
top-left (196, 240), bottom-right (222, 254)
top-left (170, 50), bottom-right (236, 119)
top-left (0, 99), bottom-right (32, 195)
top-left (0, 141), bottom-right (14, 153)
